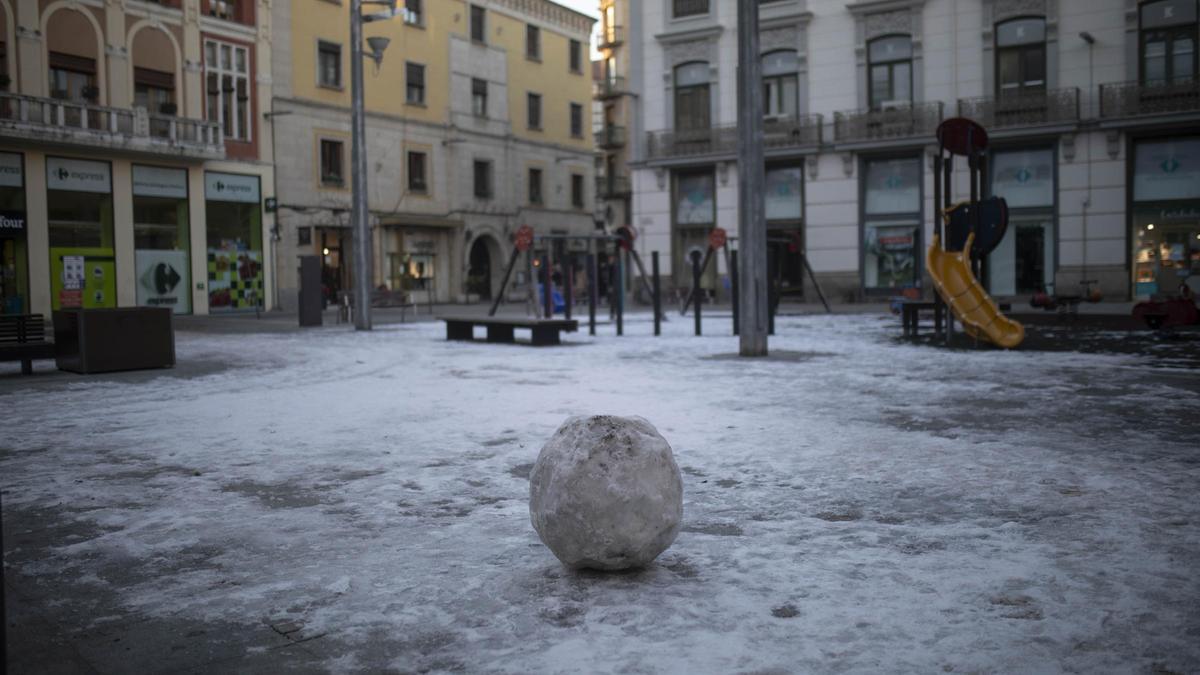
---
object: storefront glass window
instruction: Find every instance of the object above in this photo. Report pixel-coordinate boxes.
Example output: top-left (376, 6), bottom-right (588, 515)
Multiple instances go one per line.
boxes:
top-left (0, 152), bottom-right (28, 315)
top-left (673, 170), bottom-right (717, 289)
top-left (205, 171), bottom-right (262, 311)
top-left (134, 165), bottom-right (191, 313)
top-left (989, 148), bottom-right (1056, 295)
top-left (1133, 137), bottom-right (1200, 298)
top-left (863, 157), bottom-right (920, 291)
top-left (765, 166), bottom-right (802, 222)
top-left (47, 157), bottom-right (115, 310)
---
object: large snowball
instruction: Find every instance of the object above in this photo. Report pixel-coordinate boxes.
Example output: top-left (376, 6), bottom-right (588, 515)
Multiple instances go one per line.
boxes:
top-left (529, 415), bottom-right (683, 570)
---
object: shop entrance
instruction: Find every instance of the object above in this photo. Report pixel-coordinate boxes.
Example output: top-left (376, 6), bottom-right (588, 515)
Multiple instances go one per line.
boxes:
top-left (318, 228), bottom-right (348, 305)
top-left (768, 228), bottom-right (805, 298)
top-left (0, 152), bottom-right (28, 315)
top-left (467, 236), bottom-right (493, 300)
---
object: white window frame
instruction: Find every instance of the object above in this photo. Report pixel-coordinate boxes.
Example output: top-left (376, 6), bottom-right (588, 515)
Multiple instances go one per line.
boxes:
top-left (204, 39), bottom-right (252, 142)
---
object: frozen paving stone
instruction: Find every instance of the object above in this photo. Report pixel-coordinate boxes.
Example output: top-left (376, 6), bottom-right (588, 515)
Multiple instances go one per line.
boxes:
top-left (529, 415), bottom-right (683, 571)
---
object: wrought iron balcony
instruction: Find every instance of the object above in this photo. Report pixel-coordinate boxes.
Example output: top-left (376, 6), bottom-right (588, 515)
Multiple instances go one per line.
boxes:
top-left (645, 126), bottom-right (732, 160)
top-left (595, 124), bottom-right (626, 149)
top-left (598, 25), bottom-right (623, 49)
top-left (832, 101), bottom-right (943, 144)
top-left (763, 113), bottom-right (823, 149)
top-left (956, 87), bottom-right (1079, 130)
top-left (1099, 79), bottom-right (1200, 119)
top-left (596, 174), bottom-right (631, 198)
top-left (594, 76), bottom-right (626, 100)
top-left (646, 114), bottom-right (821, 161)
top-left (0, 92), bottom-right (224, 160)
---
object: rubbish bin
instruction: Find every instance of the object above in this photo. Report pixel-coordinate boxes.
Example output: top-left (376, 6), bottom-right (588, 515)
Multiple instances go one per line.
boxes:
top-left (298, 255), bottom-right (322, 327)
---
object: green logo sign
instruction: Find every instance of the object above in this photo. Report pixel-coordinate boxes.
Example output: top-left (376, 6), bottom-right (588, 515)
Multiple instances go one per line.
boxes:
top-left (1161, 157), bottom-right (1180, 173)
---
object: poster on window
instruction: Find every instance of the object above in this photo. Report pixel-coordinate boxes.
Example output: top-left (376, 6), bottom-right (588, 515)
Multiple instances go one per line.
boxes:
top-left (1134, 138), bottom-right (1200, 202)
top-left (864, 158), bottom-right (920, 215)
top-left (864, 225), bottom-right (917, 289)
top-left (992, 149), bottom-right (1054, 207)
top-left (207, 248), bottom-right (263, 311)
top-left (136, 249), bottom-right (191, 314)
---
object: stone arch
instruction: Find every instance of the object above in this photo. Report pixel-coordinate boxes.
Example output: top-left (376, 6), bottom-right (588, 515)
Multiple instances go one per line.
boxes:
top-left (41, 2), bottom-right (106, 105)
top-left (466, 232), bottom-right (504, 301)
top-left (126, 21), bottom-right (183, 111)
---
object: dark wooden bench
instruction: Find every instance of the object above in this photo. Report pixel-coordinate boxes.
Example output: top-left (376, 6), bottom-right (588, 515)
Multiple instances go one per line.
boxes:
top-left (900, 301), bottom-right (939, 337)
top-left (439, 315), bottom-right (578, 346)
top-left (0, 314), bottom-right (56, 374)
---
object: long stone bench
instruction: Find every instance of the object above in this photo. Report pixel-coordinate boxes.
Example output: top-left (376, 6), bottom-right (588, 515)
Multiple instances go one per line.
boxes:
top-left (438, 315), bottom-right (578, 346)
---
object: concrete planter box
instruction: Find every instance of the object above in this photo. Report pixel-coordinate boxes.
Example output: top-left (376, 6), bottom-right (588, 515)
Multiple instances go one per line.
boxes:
top-left (53, 308), bottom-right (175, 374)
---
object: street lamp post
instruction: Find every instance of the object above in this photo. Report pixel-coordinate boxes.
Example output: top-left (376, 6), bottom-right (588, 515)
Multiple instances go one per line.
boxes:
top-left (736, 0), bottom-right (768, 356)
top-left (350, 0), bottom-right (395, 331)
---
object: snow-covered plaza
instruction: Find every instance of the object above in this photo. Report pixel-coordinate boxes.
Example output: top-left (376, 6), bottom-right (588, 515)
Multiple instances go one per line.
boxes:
top-left (3, 313), bottom-right (1199, 673)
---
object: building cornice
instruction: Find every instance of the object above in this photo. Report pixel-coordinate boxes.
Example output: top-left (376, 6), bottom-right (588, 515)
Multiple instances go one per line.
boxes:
top-left (487, 0), bottom-right (595, 37)
top-left (845, 0), bottom-right (925, 16)
top-left (653, 24), bottom-right (723, 45)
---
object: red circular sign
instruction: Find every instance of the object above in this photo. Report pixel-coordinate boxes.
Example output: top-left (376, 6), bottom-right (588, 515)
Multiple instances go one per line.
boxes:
top-left (616, 225), bottom-right (637, 251)
top-left (708, 227), bottom-right (727, 250)
top-left (513, 225), bottom-right (535, 252)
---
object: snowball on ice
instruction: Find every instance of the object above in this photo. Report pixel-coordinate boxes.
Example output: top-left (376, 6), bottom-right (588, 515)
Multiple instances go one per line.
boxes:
top-left (529, 415), bottom-right (683, 570)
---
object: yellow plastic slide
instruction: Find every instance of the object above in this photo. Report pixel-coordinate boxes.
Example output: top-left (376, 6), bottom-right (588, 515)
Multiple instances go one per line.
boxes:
top-left (926, 232), bottom-right (1025, 348)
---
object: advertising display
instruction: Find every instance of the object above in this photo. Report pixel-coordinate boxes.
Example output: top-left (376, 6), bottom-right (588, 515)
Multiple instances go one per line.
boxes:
top-left (205, 171), bottom-right (263, 313)
top-left (136, 249), bottom-right (191, 314)
top-left (991, 149), bottom-right (1054, 208)
top-left (765, 167), bottom-right (802, 222)
top-left (51, 249), bottom-right (115, 309)
top-left (864, 224), bottom-right (918, 289)
top-left (864, 158), bottom-right (920, 215)
top-left (1134, 138), bottom-right (1200, 202)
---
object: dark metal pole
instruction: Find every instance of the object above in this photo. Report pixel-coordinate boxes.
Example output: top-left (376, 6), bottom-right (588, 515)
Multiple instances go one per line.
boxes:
top-left (488, 247), bottom-right (521, 317)
top-left (350, 0), bottom-right (372, 330)
top-left (564, 260), bottom-right (573, 321)
top-left (616, 251), bottom-right (625, 336)
top-left (541, 254), bottom-right (552, 319)
top-left (691, 250), bottom-right (702, 336)
top-left (767, 247), bottom-right (776, 336)
top-left (587, 252), bottom-right (597, 335)
top-left (652, 251), bottom-right (662, 336)
top-left (730, 250), bottom-right (739, 335)
top-left (737, 0), bottom-right (767, 355)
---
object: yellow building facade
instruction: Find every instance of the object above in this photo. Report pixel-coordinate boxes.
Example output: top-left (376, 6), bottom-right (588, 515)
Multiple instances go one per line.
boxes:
top-left (0, 0), bottom-right (277, 316)
top-left (271, 0), bottom-right (595, 307)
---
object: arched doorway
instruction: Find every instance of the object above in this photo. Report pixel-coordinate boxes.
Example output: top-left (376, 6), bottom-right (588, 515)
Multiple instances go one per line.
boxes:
top-left (467, 236), bottom-right (495, 300)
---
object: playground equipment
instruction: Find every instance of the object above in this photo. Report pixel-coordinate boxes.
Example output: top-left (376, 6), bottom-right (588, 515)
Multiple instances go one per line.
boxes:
top-left (927, 117), bottom-right (1025, 349)
top-left (1132, 275), bottom-right (1199, 330)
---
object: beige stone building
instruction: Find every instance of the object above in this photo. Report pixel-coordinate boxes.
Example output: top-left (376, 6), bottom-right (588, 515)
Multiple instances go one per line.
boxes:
top-left (0, 0), bottom-right (276, 316)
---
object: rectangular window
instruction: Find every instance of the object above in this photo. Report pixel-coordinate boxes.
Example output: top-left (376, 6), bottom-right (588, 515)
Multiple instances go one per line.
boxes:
top-left (569, 39), bottom-right (582, 73)
top-left (570, 103), bottom-right (583, 138)
top-left (474, 160), bottom-right (492, 199)
top-left (317, 41), bottom-right (341, 89)
top-left (134, 67), bottom-right (176, 114)
top-left (673, 0), bottom-right (708, 18)
top-left (204, 39), bottom-right (251, 141)
top-left (527, 93), bottom-right (542, 130)
top-left (472, 78), bottom-right (488, 117)
top-left (526, 25), bottom-right (540, 60)
top-left (320, 139), bottom-right (344, 186)
top-left (862, 156), bottom-right (922, 291)
top-left (403, 0), bottom-right (422, 25)
top-left (406, 62), bottom-right (425, 104)
top-left (528, 168), bottom-right (543, 204)
top-left (470, 5), bottom-right (486, 43)
top-left (407, 151), bottom-right (428, 193)
top-left (571, 173), bottom-right (584, 208)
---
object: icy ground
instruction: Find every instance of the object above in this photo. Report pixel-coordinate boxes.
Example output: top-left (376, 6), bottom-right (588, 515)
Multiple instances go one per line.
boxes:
top-left (3, 314), bottom-right (1199, 674)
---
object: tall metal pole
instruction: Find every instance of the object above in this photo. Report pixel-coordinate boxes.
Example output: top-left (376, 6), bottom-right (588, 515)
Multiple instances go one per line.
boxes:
top-left (737, 0), bottom-right (767, 356)
top-left (350, 0), bottom-right (372, 330)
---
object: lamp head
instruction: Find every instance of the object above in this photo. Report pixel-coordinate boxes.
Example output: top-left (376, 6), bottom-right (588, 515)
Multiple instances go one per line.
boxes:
top-left (366, 36), bottom-right (391, 66)
top-left (1079, 31), bottom-right (1095, 45)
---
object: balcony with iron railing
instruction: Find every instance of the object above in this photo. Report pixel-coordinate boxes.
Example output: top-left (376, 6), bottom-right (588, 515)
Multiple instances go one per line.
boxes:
top-left (645, 114), bottom-right (822, 162)
top-left (598, 25), bottom-right (624, 50)
top-left (0, 93), bottom-right (224, 160)
top-left (596, 174), bottom-right (631, 198)
top-left (1099, 79), bottom-right (1200, 121)
top-left (595, 124), bottom-right (626, 149)
top-left (832, 101), bottom-right (943, 145)
top-left (956, 87), bottom-right (1079, 132)
top-left (594, 76), bottom-right (626, 100)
